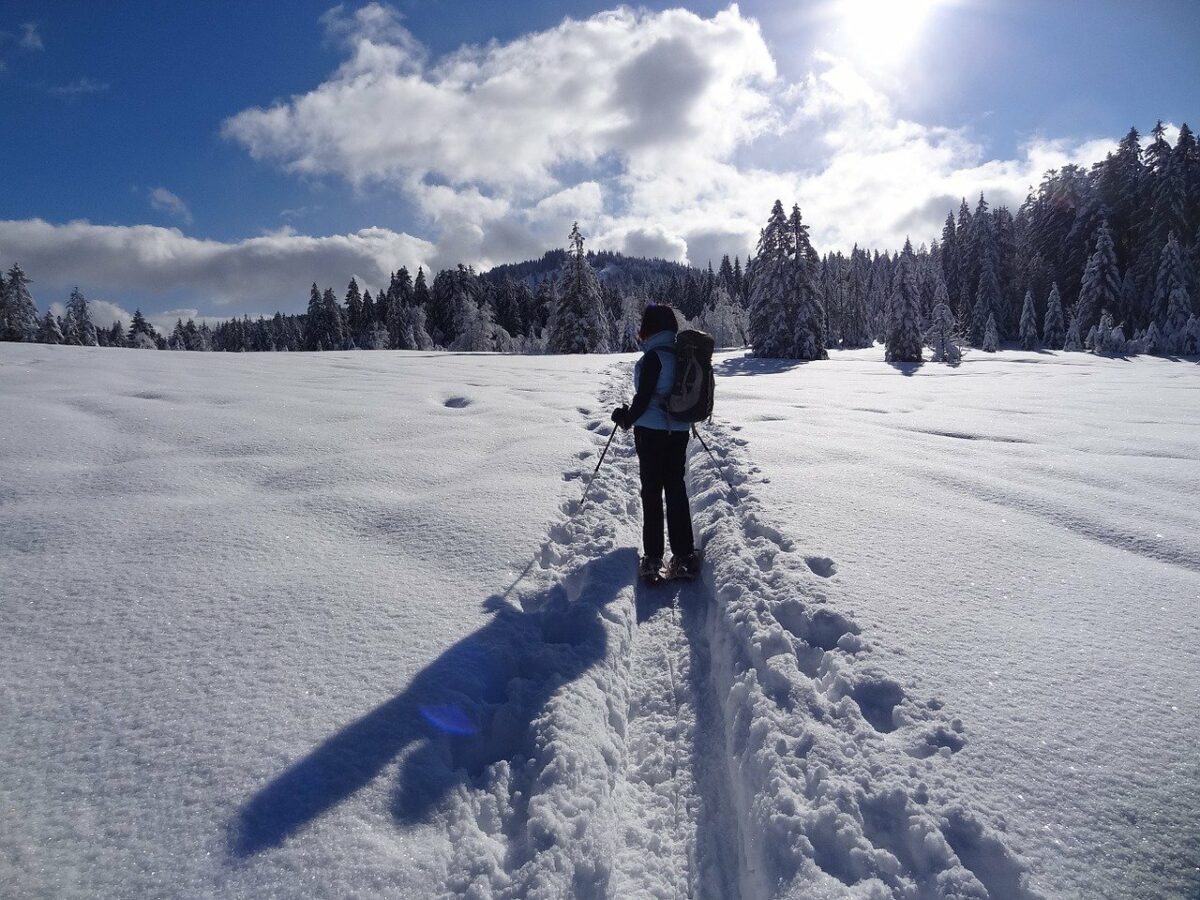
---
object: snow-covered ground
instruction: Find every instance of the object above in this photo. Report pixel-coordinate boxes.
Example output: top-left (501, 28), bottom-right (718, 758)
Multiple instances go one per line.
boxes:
top-left (1, 342), bottom-right (1197, 899)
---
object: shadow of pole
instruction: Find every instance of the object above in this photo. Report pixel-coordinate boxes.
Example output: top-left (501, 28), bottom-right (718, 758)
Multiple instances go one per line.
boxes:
top-left (228, 548), bottom-right (636, 858)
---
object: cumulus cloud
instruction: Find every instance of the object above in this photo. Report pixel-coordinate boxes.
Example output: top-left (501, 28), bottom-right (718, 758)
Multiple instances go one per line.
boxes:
top-left (148, 187), bottom-right (193, 224)
top-left (0, 218), bottom-right (433, 309)
top-left (220, 3), bottom-right (1120, 270)
top-left (12, 4), bottom-right (1128, 318)
top-left (224, 4), bottom-right (774, 193)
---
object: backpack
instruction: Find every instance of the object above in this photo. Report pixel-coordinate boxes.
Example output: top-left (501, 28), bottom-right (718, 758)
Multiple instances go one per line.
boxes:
top-left (664, 329), bottom-right (715, 423)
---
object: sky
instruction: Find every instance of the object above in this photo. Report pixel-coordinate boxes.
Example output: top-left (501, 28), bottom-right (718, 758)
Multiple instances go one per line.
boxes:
top-left (1, 0), bottom-right (1198, 327)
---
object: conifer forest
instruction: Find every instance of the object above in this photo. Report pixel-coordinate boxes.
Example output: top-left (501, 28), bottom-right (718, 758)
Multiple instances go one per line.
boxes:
top-left (3, 122), bottom-right (1198, 363)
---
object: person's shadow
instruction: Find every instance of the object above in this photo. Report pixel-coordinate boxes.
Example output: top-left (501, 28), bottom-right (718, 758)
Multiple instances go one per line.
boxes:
top-left (228, 548), bottom-right (636, 857)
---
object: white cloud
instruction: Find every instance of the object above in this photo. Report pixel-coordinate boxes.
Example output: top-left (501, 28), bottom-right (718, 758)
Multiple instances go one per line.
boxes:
top-left (49, 77), bottom-right (110, 97)
top-left (11, 5), bottom-right (1129, 317)
top-left (224, 4), bottom-right (775, 194)
top-left (220, 4), bottom-right (1121, 271)
top-left (0, 218), bottom-right (433, 309)
top-left (20, 22), bottom-right (43, 51)
top-left (149, 187), bottom-right (193, 224)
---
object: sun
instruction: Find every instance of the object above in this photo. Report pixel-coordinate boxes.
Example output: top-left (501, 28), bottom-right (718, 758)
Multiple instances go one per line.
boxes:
top-left (835, 0), bottom-right (945, 66)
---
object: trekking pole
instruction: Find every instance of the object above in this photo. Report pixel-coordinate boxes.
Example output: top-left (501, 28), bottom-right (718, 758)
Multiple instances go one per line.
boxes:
top-left (578, 424), bottom-right (619, 510)
top-left (691, 424), bottom-right (739, 504)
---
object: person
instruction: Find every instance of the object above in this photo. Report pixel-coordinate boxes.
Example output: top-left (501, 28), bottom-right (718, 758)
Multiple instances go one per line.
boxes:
top-left (611, 305), bottom-right (700, 582)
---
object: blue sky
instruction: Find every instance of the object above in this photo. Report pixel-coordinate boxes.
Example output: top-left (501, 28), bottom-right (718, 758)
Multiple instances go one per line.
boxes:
top-left (1, 0), bottom-right (1197, 326)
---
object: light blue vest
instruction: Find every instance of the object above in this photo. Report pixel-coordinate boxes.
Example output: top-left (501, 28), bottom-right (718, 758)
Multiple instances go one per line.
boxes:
top-left (633, 331), bottom-right (689, 432)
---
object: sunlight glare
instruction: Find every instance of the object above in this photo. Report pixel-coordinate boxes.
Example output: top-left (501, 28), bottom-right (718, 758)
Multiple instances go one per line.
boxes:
top-left (837, 0), bottom-right (943, 65)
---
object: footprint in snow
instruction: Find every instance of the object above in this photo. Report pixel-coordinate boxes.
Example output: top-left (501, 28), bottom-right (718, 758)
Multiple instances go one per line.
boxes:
top-left (444, 396), bottom-right (471, 409)
top-left (805, 556), bottom-right (837, 578)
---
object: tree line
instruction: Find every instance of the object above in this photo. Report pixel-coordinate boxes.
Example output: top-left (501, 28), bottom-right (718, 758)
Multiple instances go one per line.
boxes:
top-left (2, 120), bottom-right (1197, 362)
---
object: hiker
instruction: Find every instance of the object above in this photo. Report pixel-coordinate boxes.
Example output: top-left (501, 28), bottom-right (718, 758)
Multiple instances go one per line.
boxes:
top-left (611, 305), bottom-right (700, 584)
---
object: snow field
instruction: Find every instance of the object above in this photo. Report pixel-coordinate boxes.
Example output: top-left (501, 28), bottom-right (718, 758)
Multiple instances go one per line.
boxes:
top-left (712, 348), bottom-right (1200, 898)
top-left (2, 343), bottom-right (1197, 898)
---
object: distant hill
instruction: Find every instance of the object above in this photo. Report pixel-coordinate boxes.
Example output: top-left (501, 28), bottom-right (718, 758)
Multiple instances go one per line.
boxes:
top-left (482, 249), bottom-right (700, 291)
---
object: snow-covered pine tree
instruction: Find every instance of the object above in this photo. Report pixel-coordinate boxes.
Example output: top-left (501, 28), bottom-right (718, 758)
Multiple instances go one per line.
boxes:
top-left (982, 313), bottom-right (999, 352)
top-left (924, 279), bottom-right (960, 363)
top-left (1152, 233), bottom-right (1189, 329)
top-left (841, 248), bottom-right (874, 348)
top-left (1075, 219), bottom-right (1121, 337)
top-left (304, 284), bottom-right (324, 350)
top-left (547, 223), bottom-right (609, 354)
top-left (63, 288), bottom-right (97, 346)
top-left (1019, 289), bottom-right (1040, 349)
top-left (748, 201), bottom-right (794, 358)
top-left (1063, 311), bottom-right (1083, 351)
top-left (127, 309), bottom-right (157, 349)
top-left (344, 278), bottom-right (364, 348)
top-left (1183, 315), bottom-right (1200, 355)
top-left (321, 287), bottom-right (346, 349)
top-left (1163, 280), bottom-right (1194, 353)
top-left (1, 263), bottom-right (40, 342)
top-left (787, 205), bottom-right (828, 359)
top-left (1142, 321), bottom-right (1162, 354)
top-left (700, 285), bottom-right (748, 348)
top-left (1043, 282), bottom-right (1066, 349)
top-left (1092, 310), bottom-right (1121, 354)
top-left (361, 289), bottom-right (375, 337)
top-left (971, 254), bottom-right (1002, 346)
top-left (169, 320), bottom-right (187, 350)
top-left (37, 310), bottom-right (63, 344)
top-left (885, 239), bottom-right (923, 362)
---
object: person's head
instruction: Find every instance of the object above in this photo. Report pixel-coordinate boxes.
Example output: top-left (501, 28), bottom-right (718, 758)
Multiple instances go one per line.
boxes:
top-left (638, 304), bottom-right (678, 341)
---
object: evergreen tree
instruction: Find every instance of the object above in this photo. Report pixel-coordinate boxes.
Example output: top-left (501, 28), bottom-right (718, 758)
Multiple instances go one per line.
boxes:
top-left (413, 266), bottom-right (430, 313)
top-left (127, 309), bottom-right (157, 348)
top-left (748, 201), bottom-right (794, 358)
top-left (955, 198), bottom-right (974, 315)
top-left (322, 287), bottom-right (346, 349)
top-left (1142, 321), bottom-right (1162, 355)
top-left (547, 223), bottom-right (610, 353)
top-left (1184, 315), bottom-right (1200, 355)
top-left (37, 310), bottom-right (63, 344)
top-left (361, 288), bottom-right (375, 335)
top-left (1, 263), bottom-right (40, 342)
top-left (787, 205), bottom-right (828, 359)
top-left (1092, 309), bottom-right (1123, 354)
top-left (885, 239), bottom-right (923, 363)
top-left (699, 285), bottom-right (748, 348)
top-left (924, 280), bottom-right (960, 363)
top-left (1163, 280), bottom-right (1194, 353)
top-left (344, 278), bottom-right (364, 346)
top-left (1019, 289), bottom-right (1039, 349)
top-left (982, 313), bottom-right (999, 352)
top-left (1063, 311), bottom-right (1083, 351)
top-left (1152, 232), bottom-right (1189, 327)
top-left (841, 248), bottom-right (873, 348)
top-left (971, 254), bottom-right (1002, 346)
top-left (1043, 283), bottom-right (1066, 349)
top-left (1076, 220), bottom-right (1121, 337)
top-left (940, 213), bottom-right (960, 316)
top-left (304, 283), bottom-right (324, 350)
top-left (62, 288), bottom-right (97, 346)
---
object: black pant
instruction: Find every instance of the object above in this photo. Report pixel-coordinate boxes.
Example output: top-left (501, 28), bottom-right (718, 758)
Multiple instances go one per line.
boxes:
top-left (634, 426), bottom-right (695, 560)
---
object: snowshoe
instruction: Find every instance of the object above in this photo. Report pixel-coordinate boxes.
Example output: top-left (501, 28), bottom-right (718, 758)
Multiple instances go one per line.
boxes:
top-left (638, 556), bottom-right (664, 586)
top-left (666, 550), bottom-right (703, 581)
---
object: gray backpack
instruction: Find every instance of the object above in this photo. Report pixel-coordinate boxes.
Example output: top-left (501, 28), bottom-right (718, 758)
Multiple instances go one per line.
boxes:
top-left (664, 330), bottom-right (715, 423)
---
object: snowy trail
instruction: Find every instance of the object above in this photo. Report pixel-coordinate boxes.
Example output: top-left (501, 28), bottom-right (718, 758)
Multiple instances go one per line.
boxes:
top-left (438, 364), bottom-right (1040, 898)
top-left (440, 368), bottom-right (743, 899)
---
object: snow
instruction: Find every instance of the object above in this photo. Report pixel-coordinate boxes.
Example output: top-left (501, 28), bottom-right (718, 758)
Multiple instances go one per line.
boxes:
top-left (2, 342), bottom-right (1198, 898)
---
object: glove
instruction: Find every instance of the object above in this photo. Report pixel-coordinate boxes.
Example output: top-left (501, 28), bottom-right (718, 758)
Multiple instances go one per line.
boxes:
top-left (611, 405), bottom-right (631, 429)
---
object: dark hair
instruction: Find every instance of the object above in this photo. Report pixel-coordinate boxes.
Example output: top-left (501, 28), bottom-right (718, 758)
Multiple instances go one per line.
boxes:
top-left (639, 304), bottom-right (678, 338)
